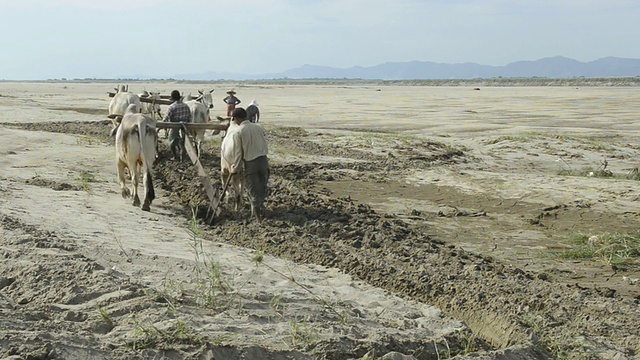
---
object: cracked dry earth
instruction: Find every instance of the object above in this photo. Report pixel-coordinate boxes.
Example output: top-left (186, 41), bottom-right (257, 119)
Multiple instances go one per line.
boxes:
top-left (1, 83), bottom-right (640, 360)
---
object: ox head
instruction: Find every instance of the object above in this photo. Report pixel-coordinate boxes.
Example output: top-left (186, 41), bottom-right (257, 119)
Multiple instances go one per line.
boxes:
top-left (148, 91), bottom-right (162, 117)
top-left (196, 89), bottom-right (214, 109)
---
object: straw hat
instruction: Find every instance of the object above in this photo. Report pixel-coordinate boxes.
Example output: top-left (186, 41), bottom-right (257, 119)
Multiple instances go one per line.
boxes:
top-left (226, 90), bottom-right (236, 95)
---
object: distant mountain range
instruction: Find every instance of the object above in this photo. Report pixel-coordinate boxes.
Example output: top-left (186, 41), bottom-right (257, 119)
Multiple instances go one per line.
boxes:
top-left (171, 56), bottom-right (640, 81)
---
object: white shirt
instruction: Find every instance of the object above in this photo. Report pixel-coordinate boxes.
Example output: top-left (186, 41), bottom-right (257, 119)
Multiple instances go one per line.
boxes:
top-left (220, 121), bottom-right (268, 173)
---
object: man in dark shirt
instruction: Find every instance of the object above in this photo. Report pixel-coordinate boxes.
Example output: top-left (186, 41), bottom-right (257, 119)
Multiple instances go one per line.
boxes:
top-left (163, 90), bottom-right (191, 160)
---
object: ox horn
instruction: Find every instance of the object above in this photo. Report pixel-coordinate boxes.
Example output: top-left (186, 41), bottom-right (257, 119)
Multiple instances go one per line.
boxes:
top-left (198, 90), bottom-right (204, 95)
top-left (209, 89), bottom-right (214, 93)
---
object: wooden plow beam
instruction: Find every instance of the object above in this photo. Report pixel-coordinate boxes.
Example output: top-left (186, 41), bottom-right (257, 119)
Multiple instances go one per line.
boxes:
top-left (165, 122), bottom-right (230, 225)
top-left (155, 122), bottom-right (230, 131)
top-left (180, 124), bottom-right (224, 224)
top-left (107, 92), bottom-right (175, 106)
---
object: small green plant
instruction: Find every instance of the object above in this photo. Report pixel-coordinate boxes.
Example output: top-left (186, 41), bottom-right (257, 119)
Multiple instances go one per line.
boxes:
top-left (76, 135), bottom-right (95, 146)
top-left (487, 134), bottom-right (534, 144)
top-left (553, 232), bottom-right (640, 265)
top-left (125, 317), bottom-right (204, 351)
top-left (461, 334), bottom-right (481, 356)
top-left (626, 167), bottom-right (640, 181)
top-left (172, 319), bottom-right (202, 342)
top-left (109, 225), bottom-right (132, 262)
top-left (583, 167), bottom-right (614, 178)
top-left (434, 337), bottom-right (452, 359)
top-left (188, 207), bottom-right (232, 309)
top-left (289, 320), bottom-right (318, 348)
top-left (556, 158), bottom-right (618, 178)
top-left (269, 294), bottom-right (284, 316)
top-left (156, 270), bottom-right (186, 316)
top-left (95, 305), bottom-right (113, 327)
top-left (279, 126), bottom-right (309, 138)
top-left (252, 250), bottom-right (264, 265)
top-left (78, 170), bottom-right (98, 193)
top-left (555, 157), bottom-right (574, 175)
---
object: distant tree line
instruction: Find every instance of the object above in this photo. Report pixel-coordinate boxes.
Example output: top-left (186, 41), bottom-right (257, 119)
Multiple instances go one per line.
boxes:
top-left (3, 77), bottom-right (640, 87)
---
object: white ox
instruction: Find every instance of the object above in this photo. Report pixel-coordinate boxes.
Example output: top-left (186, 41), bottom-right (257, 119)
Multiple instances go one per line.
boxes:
top-left (138, 90), bottom-right (162, 120)
top-left (115, 104), bottom-right (157, 211)
top-left (196, 89), bottom-right (214, 110)
top-left (139, 90), bottom-right (166, 140)
top-left (184, 89), bottom-right (213, 158)
top-left (109, 85), bottom-right (141, 136)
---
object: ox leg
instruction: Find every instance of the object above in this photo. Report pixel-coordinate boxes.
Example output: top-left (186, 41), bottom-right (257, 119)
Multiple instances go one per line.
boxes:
top-left (141, 171), bottom-right (154, 212)
top-left (130, 163), bottom-right (141, 207)
top-left (117, 160), bottom-right (131, 199)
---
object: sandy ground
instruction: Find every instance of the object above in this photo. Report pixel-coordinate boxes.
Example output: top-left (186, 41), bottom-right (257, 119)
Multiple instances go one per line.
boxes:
top-left (1, 82), bottom-right (640, 359)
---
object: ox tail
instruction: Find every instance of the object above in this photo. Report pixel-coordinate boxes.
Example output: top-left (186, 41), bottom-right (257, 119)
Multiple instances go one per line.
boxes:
top-left (146, 169), bottom-right (155, 202)
top-left (137, 120), bottom-right (156, 204)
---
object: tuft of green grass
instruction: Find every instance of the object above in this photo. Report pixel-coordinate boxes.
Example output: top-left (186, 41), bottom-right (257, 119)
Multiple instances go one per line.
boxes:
top-left (289, 320), bottom-right (318, 349)
top-left (553, 232), bottom-right (640, 266)
top-left (79, 170), bottom-right (98, 193)
top-left (188, 208), bottom-right (232, 309)
top-left (626, 168), bottom-right (640, 181)
top-left (558, 166), bottom-right (614, 178)
top-left (76, 135), bottom-right (95, 146)
top-left (125, 317), bottom-right (204, 351)
top-left (554, 159), bottom-right (640, 180)
top-left (95, 305), bottom-right (113, 327)
top-left (282, 126), bottom-right (309, 137)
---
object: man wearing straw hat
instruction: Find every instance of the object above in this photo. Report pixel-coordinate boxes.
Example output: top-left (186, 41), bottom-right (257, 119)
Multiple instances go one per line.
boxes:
top-left (223, 90), bottom-right (241, 117)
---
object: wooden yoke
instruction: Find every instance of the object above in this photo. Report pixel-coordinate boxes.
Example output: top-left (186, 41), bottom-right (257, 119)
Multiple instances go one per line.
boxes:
top-left (107, 92), bottom-right (175, 106)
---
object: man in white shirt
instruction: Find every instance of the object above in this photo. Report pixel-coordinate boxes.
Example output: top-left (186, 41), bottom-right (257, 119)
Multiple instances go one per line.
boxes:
top-left (221, 107), bottom-right (269, 221)
top-left (246, 100), bottom-right (260, 123)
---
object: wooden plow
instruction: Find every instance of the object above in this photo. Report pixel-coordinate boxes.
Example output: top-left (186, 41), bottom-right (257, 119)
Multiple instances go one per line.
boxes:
top-left (108, 89), bottom-right (230, 223)
top-left (156, 121), bottom-right (230, 225)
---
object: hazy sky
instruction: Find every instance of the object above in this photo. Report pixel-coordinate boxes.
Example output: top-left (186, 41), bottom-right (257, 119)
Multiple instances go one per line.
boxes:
top-left (0, 0), bottom-right (638, 80)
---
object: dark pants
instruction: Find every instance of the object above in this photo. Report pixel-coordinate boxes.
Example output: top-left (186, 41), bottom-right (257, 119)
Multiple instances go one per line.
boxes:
top-left (169, 129), bottom-right (182, 159)
top-left (244, 156), bottom-right (269, 213)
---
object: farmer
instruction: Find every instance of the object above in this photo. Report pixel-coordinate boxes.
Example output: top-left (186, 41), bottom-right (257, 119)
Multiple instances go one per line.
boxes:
top-left (223, 90), bottom-right (241, 117)
top-left (223, 107), bottom-right (269, 221)
top-left (163, 90), bottom-right (192, 161)
top-left (246, 100), bottom-right (260, 123)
